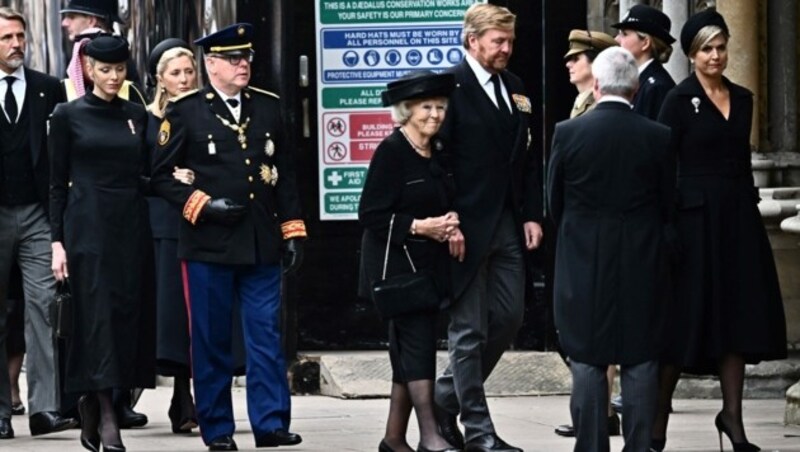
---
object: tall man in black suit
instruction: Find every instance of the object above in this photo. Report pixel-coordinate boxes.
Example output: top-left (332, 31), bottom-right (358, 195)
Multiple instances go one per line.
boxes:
top-left (152, 23), bottom-right (306, 452)
top-left (547, 47), bottom-right (674, 452)
top-left (0, 7), bottom-right (76, 440)
top-left (433, 4), bottom-right (542, 452)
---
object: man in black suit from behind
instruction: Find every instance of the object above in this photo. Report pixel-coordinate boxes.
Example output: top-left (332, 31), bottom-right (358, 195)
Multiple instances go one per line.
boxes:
top-left (547, 47), bottom-right (674, 452)
top-left (433, 4), bottom-right (542, 452)
top-left (0, 7), bottom-right (76, 440)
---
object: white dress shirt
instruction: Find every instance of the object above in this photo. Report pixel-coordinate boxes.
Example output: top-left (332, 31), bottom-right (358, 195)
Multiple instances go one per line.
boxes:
top-left (0, 66), bottom-right (25, 123)
top-left (464, 53), bottom-right (511, 111)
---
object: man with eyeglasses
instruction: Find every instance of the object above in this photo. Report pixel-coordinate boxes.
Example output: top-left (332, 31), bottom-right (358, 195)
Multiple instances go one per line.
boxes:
top-left (151, 23), bottom-right (307, 452)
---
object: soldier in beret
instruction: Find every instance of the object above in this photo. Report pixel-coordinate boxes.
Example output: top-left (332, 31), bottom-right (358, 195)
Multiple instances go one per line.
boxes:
top-left (564, 29), bottom-right (618, 119)
top-left (49, 34), bottom-right (155, 452)
top-left (651, 10), bottom-right (786, 451)
top-left (612, 4), bottom-right (676, 120)
top-left (151, 23), bottom-right (307, 451)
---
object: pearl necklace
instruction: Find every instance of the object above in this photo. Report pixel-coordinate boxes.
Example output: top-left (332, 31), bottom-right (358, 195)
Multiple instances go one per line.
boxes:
top-left (399, 127), bottom-right (431, 157)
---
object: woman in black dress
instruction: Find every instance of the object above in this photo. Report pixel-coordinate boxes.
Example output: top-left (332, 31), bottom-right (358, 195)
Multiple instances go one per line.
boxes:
top-left (652, 10), bottom-right (787, 452)
top-left (49, 35), bottom-right (155, 452)
top-left (146, 38), bottom-right (198, 434)
top-left (359, 71), bottom-right (460, 452)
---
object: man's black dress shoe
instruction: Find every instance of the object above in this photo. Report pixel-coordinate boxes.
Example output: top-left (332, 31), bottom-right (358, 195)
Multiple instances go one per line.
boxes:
top-left (464, 433), bottom-right (522, 452)
top-left (0, 418), bottom-right (13, 439)
top-left (116, 404), bottom-right (148, 429)
top-left (255, 429), bottom-right (303, 447)
top-left (208, 435), bottom-right (238, 451)
top-left (29, 411), bottom-right (78, 436)
top-left (554, 423), bottom-right (575, 437)
top-left (433, 404), bottom-right (464, 449)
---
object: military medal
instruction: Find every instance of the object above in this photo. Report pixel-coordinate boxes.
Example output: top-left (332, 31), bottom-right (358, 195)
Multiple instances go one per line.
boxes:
top-left (270, 165), bottom-right (278, 186)
top-left (208, 134), bottom-right (216, 155)
top-left (215, 114), bottom-right (250, 150)
top-left (259, 164), bottom-right (272, 184)
top-left (265, 137), bottom-right (275, 157)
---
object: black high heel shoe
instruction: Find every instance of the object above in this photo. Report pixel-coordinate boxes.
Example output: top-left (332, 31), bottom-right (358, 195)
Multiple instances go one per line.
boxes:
top-left (650, 438), bottom-right (666, 452)
top-left (714, 412), bottom-right (760, 452)
top-left (78, 394), bottom-right (100, 452)
top-left (168, 397), bottom-right (198, 434)
top-left (379, 439), bottom-right (395, 452)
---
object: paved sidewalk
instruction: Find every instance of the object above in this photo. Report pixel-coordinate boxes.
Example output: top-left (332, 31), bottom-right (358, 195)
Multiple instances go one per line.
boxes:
top-left (5, 385), bottom-right (800, 451)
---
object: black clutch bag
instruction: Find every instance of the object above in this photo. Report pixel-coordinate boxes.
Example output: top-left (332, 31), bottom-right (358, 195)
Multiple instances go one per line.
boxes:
top-left (371, 214), bottom-right (440, 319)
top-left (52, 279), bottom-right (73, 339)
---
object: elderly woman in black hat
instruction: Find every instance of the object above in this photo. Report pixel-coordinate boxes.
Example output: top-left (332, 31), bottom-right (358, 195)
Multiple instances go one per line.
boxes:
top-left (612, 4), bottom-right (676, 120)
top-left (358, 70), bottom-right (461, 452)
top-left (49, 35), bottom-right (155, 452)
top-left (652, 10), bottom-right (787, 452)
top-left (145, 37), bottom-right (198, 434)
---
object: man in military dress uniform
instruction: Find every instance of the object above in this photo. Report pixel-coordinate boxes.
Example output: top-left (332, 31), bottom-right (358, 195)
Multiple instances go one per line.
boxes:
top-left (151, 23), bottom-right (306, 452)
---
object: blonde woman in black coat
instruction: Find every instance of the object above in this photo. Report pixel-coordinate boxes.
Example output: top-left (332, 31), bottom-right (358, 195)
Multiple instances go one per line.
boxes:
top-left (652, 10), bottom-right (786, 452)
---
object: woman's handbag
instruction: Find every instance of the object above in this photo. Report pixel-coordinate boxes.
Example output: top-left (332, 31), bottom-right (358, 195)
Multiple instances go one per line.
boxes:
top-left (371, 214), bottom-right (440, 318)
top-left (52, 279), bottom-right (73, 339)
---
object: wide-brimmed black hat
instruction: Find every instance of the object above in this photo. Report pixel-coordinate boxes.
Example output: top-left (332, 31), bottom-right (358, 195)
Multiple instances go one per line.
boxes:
top-left (148, 38), bottom-right (192, 82)
top-left (612, 4), bottom-right (675, 45)
top-left (84, 35), bottom-right (129, 63)
top-left (381, 71), bottom-right (455, 107)
top-left (194, 23), bottom-right (254, 55)
top-left (680, 9), bottom-right (729, 56)
top-left (61, 0), bottom-right (121, 24)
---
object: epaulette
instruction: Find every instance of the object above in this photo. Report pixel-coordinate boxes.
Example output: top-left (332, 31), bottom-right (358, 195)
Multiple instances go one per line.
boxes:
top-left (169, 89), bottom-right (199, 103)
top-left (247, 86), bottom-right (280, 99)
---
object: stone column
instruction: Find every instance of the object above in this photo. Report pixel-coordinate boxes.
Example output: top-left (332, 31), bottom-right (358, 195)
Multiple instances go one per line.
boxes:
top-left (618, 0), bottom-right (644, 20)
top-left (662, 0), bottom-right (689, 82)
top-left (768, 0), bottom-right (797, 154)
top-left (717, 0), bottom-right (760, 149)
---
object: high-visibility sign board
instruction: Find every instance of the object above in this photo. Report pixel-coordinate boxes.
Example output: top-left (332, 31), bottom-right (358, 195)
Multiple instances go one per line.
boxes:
top-left (316, 0), bottom-right (483, 220)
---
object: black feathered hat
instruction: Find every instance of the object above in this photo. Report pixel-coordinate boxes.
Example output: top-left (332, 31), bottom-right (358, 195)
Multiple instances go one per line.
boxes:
top-left (680, 9), bottom-right (730, 56)
top-left (148, 38), bottom-right (192, 86)
top-left (381, 71), bottom-right (455, 107)
top-left (84, 35), bottom-right (129, 63)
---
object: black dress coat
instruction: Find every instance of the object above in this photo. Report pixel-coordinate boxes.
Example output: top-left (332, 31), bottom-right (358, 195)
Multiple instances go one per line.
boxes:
top-left (548, 101), bottom-right (674, 366)
top-left (633, 60), bottom-right (675, 120)
top-left (358, 129), bottom-right (454, 303)
top-left (151, 85), bottom-right (304, 266)
top-left (657, 74), bottom-right (787, 373)
top-left (438, 60), bottom-right (541, 298)
top-left (49, 93), bottom-right (156, 392)
top-left (15, 68), bottom-right (65, 207)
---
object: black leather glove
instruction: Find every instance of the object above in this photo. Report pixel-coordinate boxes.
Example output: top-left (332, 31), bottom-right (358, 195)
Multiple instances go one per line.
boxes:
top-left (282, 239), bottom-right (304, 275)
top-left (200, 198), bottom-right (246, 225)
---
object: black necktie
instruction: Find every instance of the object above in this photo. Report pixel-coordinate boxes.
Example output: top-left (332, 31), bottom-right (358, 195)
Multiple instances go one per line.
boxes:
top-left (226, 98), bottom-right (239, 108)
top-left (4, 76), bottom-right (17, 123)
top-left (490, 74), bottom-right (511, 115)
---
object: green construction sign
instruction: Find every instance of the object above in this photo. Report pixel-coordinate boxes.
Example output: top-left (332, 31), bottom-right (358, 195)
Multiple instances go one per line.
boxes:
top-left (324, 167), bottom-right (368, 189)
top-left (322, 87), bottom-right (384, 109)
top-left (324, 192), bottom-right (362, 214)
top-left (319, 0), bottom-right (476, 24)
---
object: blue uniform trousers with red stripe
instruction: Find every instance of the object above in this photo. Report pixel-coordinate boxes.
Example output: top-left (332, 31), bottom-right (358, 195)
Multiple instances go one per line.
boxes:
top-left (183, 261), bottom-right (290, 444)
